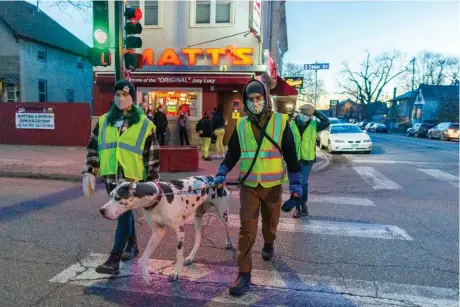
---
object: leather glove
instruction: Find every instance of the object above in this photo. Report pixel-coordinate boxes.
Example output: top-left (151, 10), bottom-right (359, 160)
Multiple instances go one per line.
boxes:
top-left (82, 172), bottom-right (96, 197)
top-left (288, 172), bottom-right (302, 198)
top-left (214, 165), bottom-right (229, 186)
top-left (281, 195), bottom-right (303, 212)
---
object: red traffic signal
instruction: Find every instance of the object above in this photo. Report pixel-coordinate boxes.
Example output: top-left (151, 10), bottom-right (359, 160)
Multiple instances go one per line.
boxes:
top-left (125, 7), bottom-right (142, 20)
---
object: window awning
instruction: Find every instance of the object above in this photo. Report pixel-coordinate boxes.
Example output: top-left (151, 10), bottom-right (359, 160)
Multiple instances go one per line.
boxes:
top-left (271, 76), bottom-right (298, 96)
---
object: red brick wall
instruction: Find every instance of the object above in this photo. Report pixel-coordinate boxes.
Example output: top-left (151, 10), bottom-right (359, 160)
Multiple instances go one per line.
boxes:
top-left (0, 103), bottom-right (91, 146)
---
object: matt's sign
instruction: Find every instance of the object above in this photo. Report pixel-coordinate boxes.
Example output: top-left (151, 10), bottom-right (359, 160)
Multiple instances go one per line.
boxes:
top-left (132, 47), bottom-right (254, 67)
top-left (16, 112), bottom-right (55, 129)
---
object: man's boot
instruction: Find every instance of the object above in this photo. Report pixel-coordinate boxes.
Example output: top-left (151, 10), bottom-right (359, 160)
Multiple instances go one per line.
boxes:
top-left (301, 203), bottom-right (309, 216)
top-left (95, 251), bottom-right (122, 275)
top-left (262, 242), bottom-right (274, 261)
top-left (121, 235), bottom-right (139, 261)
top-left (228, 272), bottom-right (251, 296)
top-left (121, 242), bottom-right (139, 261)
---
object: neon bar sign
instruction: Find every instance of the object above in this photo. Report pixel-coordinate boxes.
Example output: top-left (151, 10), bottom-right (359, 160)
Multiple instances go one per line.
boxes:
top-left (128, 46), bottom-right (254, 66)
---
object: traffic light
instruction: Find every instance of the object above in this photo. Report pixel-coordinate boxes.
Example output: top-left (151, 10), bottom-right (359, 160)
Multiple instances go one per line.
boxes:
top-left (88, 47), bottom-right (111, 67)
top-left (124, 5), bottom-right (143, 70)
top-left (93, 1), bottom-right (109, 48)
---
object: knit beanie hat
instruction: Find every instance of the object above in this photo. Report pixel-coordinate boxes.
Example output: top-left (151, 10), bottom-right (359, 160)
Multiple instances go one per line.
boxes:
top-left (114, 80), bottom-right (136, 102)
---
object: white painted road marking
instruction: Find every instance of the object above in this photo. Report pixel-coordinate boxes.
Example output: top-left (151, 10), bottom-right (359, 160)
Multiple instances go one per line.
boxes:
top-left (185, 214), bottom-right (413, 240)
top-left (418, 169), bottom-right (459, 187)
top-left (231, 191), bottom-right (376, 206)
top-left (344, 158), bottom-right (459, 166)
top-left (353, 166), bottom-right (403, 190)
top-left (50, 253), bottom-right (459, 307)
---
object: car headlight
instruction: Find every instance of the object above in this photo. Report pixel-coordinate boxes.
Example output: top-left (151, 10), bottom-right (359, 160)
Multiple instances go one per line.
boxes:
top-left (363, 139), bottom-right (372, 143)
top-left (332, 139), bottom-right (345, 143)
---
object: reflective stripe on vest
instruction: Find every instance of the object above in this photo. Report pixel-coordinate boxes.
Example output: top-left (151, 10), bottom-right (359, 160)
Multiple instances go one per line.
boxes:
top-left (300, 120), bottom-right (317, 161)
top-left (97, 113), bottom-right (153, 180)
top-left (290, 120), bottom-right (302, 161)
top-left (236, 112), bottom-right (288, 188)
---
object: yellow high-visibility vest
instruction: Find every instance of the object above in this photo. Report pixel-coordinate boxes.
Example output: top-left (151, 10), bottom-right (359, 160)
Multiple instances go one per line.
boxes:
top-left (236, 112), bottom-right (288, 188)
top-left (97, 113), bottom-right (155, 180)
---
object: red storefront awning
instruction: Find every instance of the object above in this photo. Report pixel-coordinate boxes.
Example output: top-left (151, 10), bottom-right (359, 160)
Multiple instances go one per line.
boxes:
top-left (95, 73), bottom-right (253, 86)
top-left (271, 76), bottom-right (298, 96)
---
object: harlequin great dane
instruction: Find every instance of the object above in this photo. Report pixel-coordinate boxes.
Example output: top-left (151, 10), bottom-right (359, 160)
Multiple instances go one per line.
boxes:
top-left (99, 175), bottom-right (233, 284)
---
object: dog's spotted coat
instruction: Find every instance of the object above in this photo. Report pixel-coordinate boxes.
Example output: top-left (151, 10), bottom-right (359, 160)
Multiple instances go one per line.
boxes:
top-left (100, 175), bottom-right (232, 284)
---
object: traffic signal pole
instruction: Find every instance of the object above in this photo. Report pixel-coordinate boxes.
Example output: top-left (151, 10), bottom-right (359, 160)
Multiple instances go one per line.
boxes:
top-left (114, 1), bottom-right (124, 81)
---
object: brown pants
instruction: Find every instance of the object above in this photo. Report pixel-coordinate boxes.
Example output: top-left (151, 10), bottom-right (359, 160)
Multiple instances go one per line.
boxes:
top-left (238, 184), bottom-right (283, 273)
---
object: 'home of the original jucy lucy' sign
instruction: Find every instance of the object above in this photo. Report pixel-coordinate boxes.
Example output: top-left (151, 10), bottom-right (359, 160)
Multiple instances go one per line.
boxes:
top-left (129, 46), bottom-right (254, 66)
top-left (128, 76), bottom-right (218, 84)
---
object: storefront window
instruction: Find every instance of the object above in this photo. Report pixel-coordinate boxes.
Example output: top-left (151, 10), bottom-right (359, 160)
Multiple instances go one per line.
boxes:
top-left (138, 89), bottom-right (201, 118)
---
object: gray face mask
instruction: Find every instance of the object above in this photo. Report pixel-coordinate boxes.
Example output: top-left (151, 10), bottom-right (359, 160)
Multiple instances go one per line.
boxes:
top-left (114, 95), bottom-right (133, 110)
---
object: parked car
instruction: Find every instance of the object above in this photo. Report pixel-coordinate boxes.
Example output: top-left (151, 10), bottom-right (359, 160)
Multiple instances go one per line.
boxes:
top-left (357, 121), bottom-right (369, 130)
top-left (407, 123), bottom-right (434, 138)
top-left (364, 122), bottom-right (375, 131)
top-left (370, 123), bottom-right (388, 133)
top-left (395, 121), bottom-right (411, 131)
top-left (427, 122), bottom-right (459, 141)
top-left (317, 117), bottom-right (341, 145)
top-left (319, 124), bottom-right (372, 154)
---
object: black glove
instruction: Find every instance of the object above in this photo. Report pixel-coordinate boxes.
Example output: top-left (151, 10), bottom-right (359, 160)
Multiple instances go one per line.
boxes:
top-left (281, 194), bottom-right (303, 212)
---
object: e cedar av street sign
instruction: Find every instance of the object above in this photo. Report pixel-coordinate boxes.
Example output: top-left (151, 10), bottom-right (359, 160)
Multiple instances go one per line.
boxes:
top-left (304, 63), bottom-right (330, 70)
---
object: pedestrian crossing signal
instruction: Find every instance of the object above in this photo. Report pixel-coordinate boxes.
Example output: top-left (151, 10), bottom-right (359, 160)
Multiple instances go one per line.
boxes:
top-left (88, 47), bottom-right (111, 67)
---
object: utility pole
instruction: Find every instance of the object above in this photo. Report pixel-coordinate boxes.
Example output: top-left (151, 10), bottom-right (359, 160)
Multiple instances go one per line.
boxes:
top-left (409, 57), bottom-right (416, 121)
top-left (114, 1), bottom-right (124, 82)
top-left (314, 61), bottom-right (318, 108)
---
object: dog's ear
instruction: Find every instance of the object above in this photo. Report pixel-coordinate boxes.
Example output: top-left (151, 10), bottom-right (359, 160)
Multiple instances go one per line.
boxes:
top-left (133, 182), bottom-right (156, 198)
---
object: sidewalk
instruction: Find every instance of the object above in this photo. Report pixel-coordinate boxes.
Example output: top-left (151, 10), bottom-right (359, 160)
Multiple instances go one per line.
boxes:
top-left (0, 145), bottom-right (329, 182)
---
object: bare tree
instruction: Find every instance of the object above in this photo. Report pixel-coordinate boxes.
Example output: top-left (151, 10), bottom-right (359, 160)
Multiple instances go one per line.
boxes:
top-left (401, 51), bottom-right (460, 90)
top-left (339, 50), bottom-right (409, 105)
top-left (38, 0), bottom-right (92, 21)
top-left (282, 62), bottom-right (325, 104)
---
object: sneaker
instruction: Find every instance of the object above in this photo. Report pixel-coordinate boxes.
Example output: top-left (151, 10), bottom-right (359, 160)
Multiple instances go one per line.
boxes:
top-left (262, 242), bottom-right (274, 261)
top-left (95, 251), bottom-right (122, 275)
top-left (121, 243), bottom-right (139, 261)
top-left (228, 273), bottom-right (251, 296)
top-left (204, 157), bottom-right (212, 161)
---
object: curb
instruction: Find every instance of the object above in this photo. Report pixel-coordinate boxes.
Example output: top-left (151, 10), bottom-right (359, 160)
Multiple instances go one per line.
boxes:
top-left (312, 149), bottom-right (331, 172)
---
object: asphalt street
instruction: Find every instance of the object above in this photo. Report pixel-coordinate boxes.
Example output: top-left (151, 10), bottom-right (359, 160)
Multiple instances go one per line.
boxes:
top-left (0, 133), bottom-right (458, 307)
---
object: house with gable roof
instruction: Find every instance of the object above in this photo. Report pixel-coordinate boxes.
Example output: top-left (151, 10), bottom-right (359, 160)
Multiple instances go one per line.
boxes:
top-left (0, 0), bottom-right (92, 104)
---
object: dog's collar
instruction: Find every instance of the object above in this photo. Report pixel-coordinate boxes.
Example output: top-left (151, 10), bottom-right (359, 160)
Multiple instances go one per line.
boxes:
top-left (145, 182), bottom-right (163, 211)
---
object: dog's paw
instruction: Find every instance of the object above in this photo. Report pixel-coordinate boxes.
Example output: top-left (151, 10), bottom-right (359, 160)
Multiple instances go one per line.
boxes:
top-left (141, 270), bottom-right (153, 285)
top-left (184, 256), bottom-right (194, 265)
top-left (169, 273), bottom-right (180, 281)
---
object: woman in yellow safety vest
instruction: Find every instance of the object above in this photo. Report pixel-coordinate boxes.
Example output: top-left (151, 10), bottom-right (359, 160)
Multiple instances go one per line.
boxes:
top-left (213, 79), bottom-right (302, 296)
top-left (81, 80), bottom-right (160, 275)
top-left (290, 103), bottom-right (330, 218)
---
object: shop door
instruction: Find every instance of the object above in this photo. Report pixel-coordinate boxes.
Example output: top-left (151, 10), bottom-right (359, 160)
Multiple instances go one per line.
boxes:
top-left (219, 91), bottom-right (242, 145)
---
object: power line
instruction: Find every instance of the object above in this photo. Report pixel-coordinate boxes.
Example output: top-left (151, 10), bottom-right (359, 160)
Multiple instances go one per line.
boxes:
top-left (187, 31), bottom-right (251, 47)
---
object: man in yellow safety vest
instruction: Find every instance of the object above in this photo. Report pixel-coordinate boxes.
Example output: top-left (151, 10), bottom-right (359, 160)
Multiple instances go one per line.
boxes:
top-left (81, 80), bottom-right (159, 275)
top-left (290, 103), bottom-right (330, 217)
top-left (213, 79), bottom-right (302, 296)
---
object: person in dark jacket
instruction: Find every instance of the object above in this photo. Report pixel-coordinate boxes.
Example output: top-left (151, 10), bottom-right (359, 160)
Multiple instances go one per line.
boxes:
top-left (196, 111), bottom-right (213, 161)
top-left (290, 103), bottom-right (330, 217)
top-left (213, 79), bottom-right (302, 296)
top-left (212, 107), bottom-right (225, 158)
top-left (153, 106), bottom-right (168, 146)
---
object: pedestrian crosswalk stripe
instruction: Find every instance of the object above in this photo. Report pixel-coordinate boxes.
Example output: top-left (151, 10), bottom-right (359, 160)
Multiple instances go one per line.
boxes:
top-left (50, 253), bottom-right (459, 307)
top-left (231, 191), bottom-right (376, 206)
top-left (353, 166), bottom-right (403, 190)
top-left (418, 169), bottom-right (459, 187)
top-left (184, 214), bottom-right (413, 240)
top-left (345, 158), bottom-right (459, 165)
